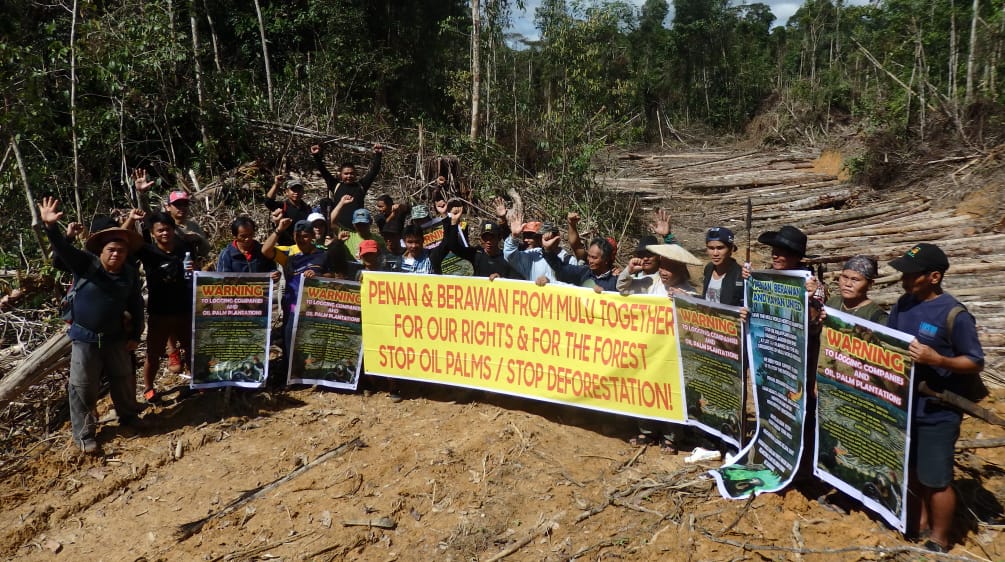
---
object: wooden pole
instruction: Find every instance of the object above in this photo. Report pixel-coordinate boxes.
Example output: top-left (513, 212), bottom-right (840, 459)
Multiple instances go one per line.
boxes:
top-left (11, 138), bottom-right (48, 263)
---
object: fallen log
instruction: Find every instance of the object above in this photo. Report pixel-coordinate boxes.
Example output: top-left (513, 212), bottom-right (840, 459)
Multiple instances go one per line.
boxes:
top-left (811, 215), bottom-right (971, 241)
top-left (0, 331), bottom-right (71, 406)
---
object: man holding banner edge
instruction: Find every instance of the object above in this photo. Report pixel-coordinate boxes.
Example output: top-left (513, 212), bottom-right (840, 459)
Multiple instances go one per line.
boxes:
top-left (887, 243), bottom-right (985, 553)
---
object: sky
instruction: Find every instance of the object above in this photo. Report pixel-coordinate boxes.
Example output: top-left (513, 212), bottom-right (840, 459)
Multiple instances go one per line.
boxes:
top-left (507, 1), bottom-right (872, 42)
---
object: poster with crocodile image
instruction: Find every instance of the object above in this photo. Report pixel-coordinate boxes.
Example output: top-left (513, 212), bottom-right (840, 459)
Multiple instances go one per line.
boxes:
top-left (710, 269), bottom-right (809, 499)
top-left (288, 277), bottom-right (363, 390)
top-left (673, 294), bottom-right (745, 449)
top-left (191, 272), bottom-right (273, 389)
top-left (815, 307), bottom-right (914, 532)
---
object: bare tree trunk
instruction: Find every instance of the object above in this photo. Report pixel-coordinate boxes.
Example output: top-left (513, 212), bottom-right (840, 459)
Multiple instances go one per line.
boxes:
top-left (469, 0), bottom-right (481, 141)
top-left (992, 1), bottom-right (1005, 94)
top-left (486, 0), bottom-right (495, 140)
top-left (202, 0), bottom-right (222, 71)
top-left (914, 19), bottom-right (928, 140)
top-left (117, 98), bottom-right (138, 207)
top-left (11, 138), bottom-right (48, 262)
top-left (253, 0), bottom-right (274, 112)
top-left (416, 122), bottom-right (425, 184)
top-left (513, 54), bottom-right (519, 175)
top-left (167, 0), bottom-right (178, 84)
top-left (69, 0), bottom-right (83, 221)
top-left (189, 0), bottom-right (212, 168)
top-left (949, 0), bottom-right (958, 106)
top-left (965, 0), bottom-right (979, 105)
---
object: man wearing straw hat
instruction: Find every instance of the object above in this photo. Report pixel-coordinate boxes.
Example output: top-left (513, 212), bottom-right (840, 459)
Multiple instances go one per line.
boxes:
top-left (38, 197), bottom-right (147, 455)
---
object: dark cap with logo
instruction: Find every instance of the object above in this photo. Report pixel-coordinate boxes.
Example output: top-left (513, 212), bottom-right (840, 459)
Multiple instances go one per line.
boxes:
top-left (481, 221), bottom-right (500, 237)
top-left (889, 243), bottom-right (949, 273)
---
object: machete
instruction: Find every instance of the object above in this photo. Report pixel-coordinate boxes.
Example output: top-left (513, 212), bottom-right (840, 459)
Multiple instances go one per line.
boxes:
top-left (919, 381), bottom-right (1005, 427)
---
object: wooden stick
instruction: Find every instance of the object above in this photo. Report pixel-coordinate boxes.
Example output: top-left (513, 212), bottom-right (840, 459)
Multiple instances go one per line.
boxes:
top-left (484, 511), bottom-right (564, 562)
top-left (176, 437), bottom-right (364, 540)
top-left (956, 437), bottom-right (1005, 449)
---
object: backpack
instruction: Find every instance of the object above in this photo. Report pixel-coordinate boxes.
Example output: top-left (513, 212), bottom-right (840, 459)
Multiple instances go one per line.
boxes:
top-left (945, 303), bottom-right (989, 402)
top-left (59, 263), bottom-right (137, 324)
top-left (60, 276), bottom-right (88, 324)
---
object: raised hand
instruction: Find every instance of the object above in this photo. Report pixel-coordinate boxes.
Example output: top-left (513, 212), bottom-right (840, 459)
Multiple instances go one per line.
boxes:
top-left (567, 211), bottom-right (580, 226)
top-left (66, 222), bottom-right (85, 239)
top-left (651, 208), bottom-right (671, 238)
top-left (38, 196), bottom-right (63, 226)
top-left (373, 143), bottom-right (384, 154)
top-left (310, 144), bottom-right (321, 155)
top-left (276, 217), bottom-right (293, 232)
top-left (492, 196), bottom-right (508, 218)
top-left (132, 168), bottom-right (154, 192)
top-left (448, 205), bottom-right (463, 225)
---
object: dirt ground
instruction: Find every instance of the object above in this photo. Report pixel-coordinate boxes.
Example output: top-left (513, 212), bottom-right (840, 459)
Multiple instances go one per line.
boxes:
top-left (2, 145), bottom-right (1005, 561)
top-left (0, 372), bottom-right (1003, 561)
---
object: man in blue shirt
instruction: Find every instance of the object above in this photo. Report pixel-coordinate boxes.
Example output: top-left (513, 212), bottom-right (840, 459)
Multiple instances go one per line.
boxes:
top-left (887, 243), bottom-right (984, 553)
top-left (39, 197), bottom-right (146, 455)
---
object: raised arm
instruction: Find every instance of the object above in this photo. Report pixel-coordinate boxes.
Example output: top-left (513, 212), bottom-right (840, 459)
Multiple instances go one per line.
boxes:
top-left (358, 144), bottom-right (383, 189)
top-left (262, 217), bottom-right (292, 260)
top-left (39, 197), bottom-right (91, 274)
top-left (329, 194), bottom-right (354, 231)
top-left (265, 174), bottom-right (284, 201)
top-left (567, 212), bottom-right (586, 262)
top-left (442, 207), bottom-right (476, 262)
top-left (132, 168), bottom-right (155, 213)
top-left (311, 144), bottom-right (339, 193)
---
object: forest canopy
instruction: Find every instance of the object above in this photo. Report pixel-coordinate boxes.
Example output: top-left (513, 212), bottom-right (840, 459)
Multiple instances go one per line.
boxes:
top-left (2, 0), bottom-right (1004, 266)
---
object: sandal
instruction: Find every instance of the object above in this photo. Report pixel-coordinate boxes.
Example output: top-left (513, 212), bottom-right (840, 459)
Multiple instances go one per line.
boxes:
top-left (923, 539), bottom-right (948, 553)
top-left (660, 435), bottom-right (679, 454)
top-left (630, 432), bottom-right (658, 447)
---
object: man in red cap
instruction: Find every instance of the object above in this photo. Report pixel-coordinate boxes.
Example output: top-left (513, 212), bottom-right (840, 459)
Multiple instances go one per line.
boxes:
top-left (38, 197), bottom-right (147, 455)
top-left (888, 243), bottom-right (985, 553)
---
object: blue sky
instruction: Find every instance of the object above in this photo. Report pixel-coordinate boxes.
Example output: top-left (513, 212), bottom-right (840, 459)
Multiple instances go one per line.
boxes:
top-left (507, 1), bottom-right (872, 41)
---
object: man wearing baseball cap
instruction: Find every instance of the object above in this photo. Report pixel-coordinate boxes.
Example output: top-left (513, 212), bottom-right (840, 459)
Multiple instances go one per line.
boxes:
top-left (263, 217), bottom-right (329, 376)
top-left (439, 208), bottom-right (518, 279)
top-left (702, 226), bottom-right (744, 306)
top-left (264, 177), bottom-right (313, 246)
top-left (346, 207), bottom-right (385, 259)
top-left (887, 243), bottom-right (985, 553)
top-left (131, 169), bottom-right (211, 260)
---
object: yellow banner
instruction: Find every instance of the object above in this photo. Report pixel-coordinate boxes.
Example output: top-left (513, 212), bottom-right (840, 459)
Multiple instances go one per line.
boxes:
top-left (361, 272), bottom-right (684, 422)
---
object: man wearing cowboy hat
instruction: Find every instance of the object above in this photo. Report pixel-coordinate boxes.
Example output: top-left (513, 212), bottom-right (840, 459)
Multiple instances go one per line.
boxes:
top-left (39, 197), bottom-right (147, 455)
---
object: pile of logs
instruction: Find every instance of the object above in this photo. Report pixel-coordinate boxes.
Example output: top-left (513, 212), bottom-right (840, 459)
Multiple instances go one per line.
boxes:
top-left (605, 148), bottom-right (1005, 385)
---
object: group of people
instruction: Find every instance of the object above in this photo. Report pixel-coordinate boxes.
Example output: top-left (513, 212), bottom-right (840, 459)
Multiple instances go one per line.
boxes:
top-left (39, 144), bottom-right (984, 554)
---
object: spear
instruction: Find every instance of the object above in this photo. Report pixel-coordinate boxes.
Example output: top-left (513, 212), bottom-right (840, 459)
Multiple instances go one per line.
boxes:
top-left (745, 197), bottom-right (752, 265)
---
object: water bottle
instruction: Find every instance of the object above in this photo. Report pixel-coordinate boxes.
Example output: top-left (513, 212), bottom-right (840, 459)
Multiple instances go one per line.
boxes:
top-left (183, 251), bottom-right (193, 280)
